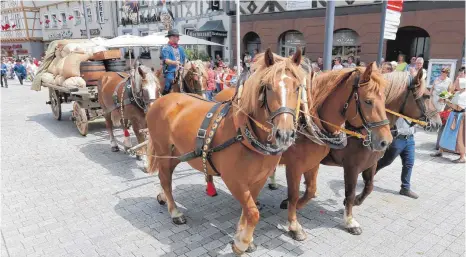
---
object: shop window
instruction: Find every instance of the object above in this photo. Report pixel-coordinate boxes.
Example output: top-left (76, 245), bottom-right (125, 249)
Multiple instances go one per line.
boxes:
top-left (86, 5), bottom-right (92, 22)
top-left (60, 12), bottom-right (67, 28)
top-left (44, 14), bottom-right (49, 29)
top-left (278, 30), bottom-right (306, 57)
top-left (243, 31), bottom-right (261, 56)
top-left (51, 14), bottom-right (58, 28)
top-left (74, 10), bottom-right (82, 26)
top-left (332, 29), bottom-right (360, 61)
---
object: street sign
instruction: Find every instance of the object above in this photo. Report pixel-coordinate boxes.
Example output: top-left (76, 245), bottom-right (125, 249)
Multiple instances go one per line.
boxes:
top-left (383, 0), bottom-right (404, 40)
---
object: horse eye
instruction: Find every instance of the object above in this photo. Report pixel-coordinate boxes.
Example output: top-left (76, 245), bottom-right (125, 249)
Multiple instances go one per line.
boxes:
top-left (365, 99), bottom-right (373, 105)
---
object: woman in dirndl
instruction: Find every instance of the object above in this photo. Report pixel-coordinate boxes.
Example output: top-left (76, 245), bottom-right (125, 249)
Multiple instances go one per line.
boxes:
top-left (431, 77), bottom-right (466, 163)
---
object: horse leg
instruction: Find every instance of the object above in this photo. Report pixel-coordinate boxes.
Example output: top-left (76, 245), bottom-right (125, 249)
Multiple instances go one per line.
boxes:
top-left (122, 119), bottom-right (132, 152)
top-left (285, 165), bottom-right (307, 241)
top-left (354, 165), bottom-right (376, 206)
top-left (268, 169), bottom-right (278, 190)
top-left (104, 113), bottom-right (119, 152)
top-left (343, 166), bottom-right (362, 235)
top-left (157, 159), bottom-right (185, 225)
top-left (205, 174), bottom-right (217, 197)
top-left (224, 179), bottom-right (263, 255)
top-left (296, 165), bottom-right (319, 209)
top-left (131, 116), bottom-right (146, 162)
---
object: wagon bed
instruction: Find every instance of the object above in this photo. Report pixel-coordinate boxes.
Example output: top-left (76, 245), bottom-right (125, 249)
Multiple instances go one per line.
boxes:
top-left (43, 82), bottom-right (103, 136)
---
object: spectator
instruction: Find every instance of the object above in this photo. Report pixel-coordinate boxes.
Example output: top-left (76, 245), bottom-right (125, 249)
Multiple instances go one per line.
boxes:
top-left (215, 54), bottom-right (223, 68)
top-left (13, 59), bottom-right (26, 85)
top-left (347, 56), bottom-right (356, 68)
top-left (342, 60), bottom-right (348, 68)
top-left (222, 66), bottom-right (230, 88)
top-left (317, 57), bottom-right (324, 71)
top-left (215, 66), bottom-right (223, 92)
top-left (404, 56), bottom-right (417, 72)
top-left (395, 54), bottom-right (408, 71)
top-left (376, 117), bottom-right (419, 199)
top-left (431, 67), bottom-right (453, 112)
top-left (230, 66), bottom-right (239, 87)
top-left (381, 62), bottom-right (394, 74)
top-left (1, 58), bottom-right (8, 88)
top-left (332, 57), bottom-right (343, 71)
top-left (431, 77), bottom-right (466, 163)
top-left (410, 57), bottom-right (427, 82)
top-left (205, 63), bottom-right (216, 101)
top-left (33, 57), bottom-right (39, 67)
top-left (390, 61), bottom-right (398, 71)
top-left (359, 61), bottom-right (367, 67)
top-left (243, 51), bottom-right (252, 71)
top-left (311, 62), bottom-right (322, 75)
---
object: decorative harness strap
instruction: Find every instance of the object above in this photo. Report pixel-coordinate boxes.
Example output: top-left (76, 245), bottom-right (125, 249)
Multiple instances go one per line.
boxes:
top-left (106, 72), bottom-right (135, 114)
top-left (178, 101), bottom-right (243, 176)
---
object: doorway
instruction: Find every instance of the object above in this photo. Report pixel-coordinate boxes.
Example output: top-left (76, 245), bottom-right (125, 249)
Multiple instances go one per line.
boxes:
top-left (386, 26), bottom-right (430, 67)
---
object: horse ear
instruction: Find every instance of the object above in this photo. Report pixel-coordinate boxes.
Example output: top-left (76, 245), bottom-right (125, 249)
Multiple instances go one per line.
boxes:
top-left (264, 48), bottom-right (274, 67)
top-left (362, 61), bottom-right (377, 81)
top-left (138, 66), bottom-right (146, 79)
top-left (292, 48), bottom-right (302, 66)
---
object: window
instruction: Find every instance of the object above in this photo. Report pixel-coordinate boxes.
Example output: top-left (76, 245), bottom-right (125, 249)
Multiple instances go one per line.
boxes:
top-left (60, 12), bottom-right (67, 27)
top-left (86, 6), bottom-right (92, 22)
top-left (43, 14), bottom-right (49, 28)
top-left (13, 14), bottom-right (21, 29)
top-left (332, 29), bottom-right (361, 61)
top-left (73, 10), bottom-right (81, 25)
top-left (278, 30), bottom-right (306, 57)
top-left (51, 14), bottom-right (58, 28)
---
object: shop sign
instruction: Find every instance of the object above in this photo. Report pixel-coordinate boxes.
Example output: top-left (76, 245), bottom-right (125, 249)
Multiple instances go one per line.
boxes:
top-left (16, 49), bottom-right (29, 54)
top-left (97, 0), bottom-right (105, 24)
top-left (284, 32), bottom-right (305, 46)
top-left (48, 30), bottom-right (73, 40)
top-left (1, 44), bottom-right (22, 49)
top-left (334, 30), bottom-right (359, 46)
top-left (80, 29), bottom-right (101, 36)
top-left (190, 31), bottom-right (227, 38)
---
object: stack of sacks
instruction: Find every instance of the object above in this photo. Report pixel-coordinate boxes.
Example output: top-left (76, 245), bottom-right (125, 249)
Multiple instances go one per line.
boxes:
top-left (41, 72), bottom-right (55, 85)
top-left (59, 42), bottom-right (92, 88)
top-left (63, 77), bottom-right (86, 89)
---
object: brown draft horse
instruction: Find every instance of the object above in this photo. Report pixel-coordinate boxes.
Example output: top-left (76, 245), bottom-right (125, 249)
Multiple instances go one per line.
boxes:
top-left (155, 61), bottom-right (207, 96)
top-left (215, 63), bottom-right (393, 241)
top-left (145, 49), bottom-right (306, 255)
top-left (98, 62), bottom-right (160, 164)
top-left (287, 70), bottom-right (442, 235)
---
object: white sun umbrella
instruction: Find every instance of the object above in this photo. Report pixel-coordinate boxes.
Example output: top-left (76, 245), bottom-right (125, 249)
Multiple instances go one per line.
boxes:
top-left (141, 32), bottom-right (224, 47)
top-left (103, 35), bottom-right (145, 48)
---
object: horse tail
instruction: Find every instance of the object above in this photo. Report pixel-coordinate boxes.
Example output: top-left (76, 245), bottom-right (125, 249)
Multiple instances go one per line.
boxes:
top-left (146, 136), bottom-right (159, 175)
top-left (110, 110), bottom-right (122, 127)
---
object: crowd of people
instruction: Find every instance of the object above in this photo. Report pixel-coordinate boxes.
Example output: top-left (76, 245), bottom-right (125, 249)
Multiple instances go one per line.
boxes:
top-left (1, 56), bottom-right (41, 87)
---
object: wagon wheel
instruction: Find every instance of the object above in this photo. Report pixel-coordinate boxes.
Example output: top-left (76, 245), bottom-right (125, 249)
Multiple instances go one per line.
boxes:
top-left (48, 88), bottom-right (62, 120)
top-left (72, 102), bottom-right (88, 136)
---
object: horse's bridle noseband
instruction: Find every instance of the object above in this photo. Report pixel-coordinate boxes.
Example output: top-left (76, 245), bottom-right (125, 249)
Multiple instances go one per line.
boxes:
top-left (259, 83), bottom-right (298, 124)
top-left (341, 70), bottom-right (390, 146)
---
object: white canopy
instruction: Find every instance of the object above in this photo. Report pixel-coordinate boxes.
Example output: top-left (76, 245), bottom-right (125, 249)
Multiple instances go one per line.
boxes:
top-left (102, 32), bottom-right (224, 48)
top-left (140, 32), bottom-right (225, 47)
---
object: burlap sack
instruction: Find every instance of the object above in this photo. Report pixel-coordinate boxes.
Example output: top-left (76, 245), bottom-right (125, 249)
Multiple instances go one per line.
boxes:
top-left (55, 75), bottom-right (65, 86)
top-left (62, 53), bottom-right (90, 79)
top-left (47, 57), bottom-right (61, 75)
top-left (63, 76), bottom-right (86, 88)
top-left (61, 43), bottom-right (81, 58)
top-left (56, 58), bottom-right (66, 76)
top-left (41, 72), bottom-right (55, 85)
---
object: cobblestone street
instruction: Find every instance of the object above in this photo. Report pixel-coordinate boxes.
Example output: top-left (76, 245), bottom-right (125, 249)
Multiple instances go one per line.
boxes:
top-left (2, 80), bottom-right (465, 257)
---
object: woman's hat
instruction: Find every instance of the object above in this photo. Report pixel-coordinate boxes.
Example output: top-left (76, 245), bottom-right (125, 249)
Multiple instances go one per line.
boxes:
top-left (166, 29), bottom-right (181, 37)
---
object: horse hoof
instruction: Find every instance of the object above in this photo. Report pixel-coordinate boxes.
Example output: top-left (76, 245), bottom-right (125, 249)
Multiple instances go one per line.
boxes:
top-left (343, 198), bottom-right (347, 206)
top-left (156, 194), bottom-right (166, 205)
top-left (136, 155), bottom-right (142, 161)
top-left (280, 199), bottom-right (289, 209)
top-left (231, 243), bottom-right (245, 256)
top-left (172, 215), bottom-right (187, 225)
top-left (289, 229), bottom-right (307, 241)
top-left (111, 146), bottom-right (120, 152)
top-left (245, 242), bottom-right (257, 253)
top-left (268, 183), bottom-right (278, 190)
top-left (347, 227), bottom-right (362, 235)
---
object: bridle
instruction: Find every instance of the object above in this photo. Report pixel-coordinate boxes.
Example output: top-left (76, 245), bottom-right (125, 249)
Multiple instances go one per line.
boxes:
top-left (341, 70), bottom-right (390, 146)
top-left (259, 84), bottom-right (297, 124)
top-left (398, 75), bottom-right (435, 131)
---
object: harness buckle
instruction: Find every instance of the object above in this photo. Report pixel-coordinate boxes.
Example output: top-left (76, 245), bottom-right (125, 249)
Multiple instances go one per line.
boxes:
top-left (197, 129), bottom-right (207, 139)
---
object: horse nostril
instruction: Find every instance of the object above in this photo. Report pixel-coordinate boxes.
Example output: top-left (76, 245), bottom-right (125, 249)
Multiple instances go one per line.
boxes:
top-left (380, 140), bottom-right (388, 148)
top-left (275, 129), bottom-right (281, 140)
top-left (290, 131), bottom-right (296, 139)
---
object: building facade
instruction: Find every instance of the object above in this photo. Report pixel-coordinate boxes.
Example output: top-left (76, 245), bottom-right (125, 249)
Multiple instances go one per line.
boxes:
top-left (39, 0), bottom-right (118, 50)
top-left (117, 0), bottom-right (232, 64)
top-left (232, 0), bottom-right (465, 69)
top-left (1, 0), bottom-right (43, 58)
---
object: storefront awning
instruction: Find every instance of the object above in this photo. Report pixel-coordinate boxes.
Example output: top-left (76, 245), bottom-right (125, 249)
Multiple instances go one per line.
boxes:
top-left (190, 20), bottom-right (227, 38)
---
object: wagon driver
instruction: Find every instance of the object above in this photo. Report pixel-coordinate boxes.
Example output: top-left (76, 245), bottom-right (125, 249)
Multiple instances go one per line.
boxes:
top-left (160, 29), bottom-right (186, 95)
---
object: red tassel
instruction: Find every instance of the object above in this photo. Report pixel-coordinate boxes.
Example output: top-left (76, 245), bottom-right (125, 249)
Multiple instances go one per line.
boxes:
top-left (124, 129), bottom-right (130, 137)
top-left (206, 181), bottom-right (218, 197)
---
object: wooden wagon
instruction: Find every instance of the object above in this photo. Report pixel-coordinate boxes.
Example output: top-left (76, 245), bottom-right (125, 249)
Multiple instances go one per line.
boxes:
top-left (43, 82), bottom-right (103, 136)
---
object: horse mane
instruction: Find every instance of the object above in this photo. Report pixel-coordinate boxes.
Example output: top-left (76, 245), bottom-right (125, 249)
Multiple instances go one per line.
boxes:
top-left (383, 71), bottom-right (425, 104)
top-left (310, 67), bottom-right (385, 115)
top-left (239, 52), bottom-right (306, 115)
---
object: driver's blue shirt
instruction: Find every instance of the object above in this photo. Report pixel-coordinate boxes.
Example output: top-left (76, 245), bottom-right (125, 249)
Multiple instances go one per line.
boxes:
top-left (160, 44), bottom-right (186, 74)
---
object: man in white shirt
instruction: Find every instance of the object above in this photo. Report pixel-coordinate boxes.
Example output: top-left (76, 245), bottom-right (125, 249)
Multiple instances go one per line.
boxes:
top-left (332, 57), bottom-right (343, 71)
top-left (376, 118), bottom-right (418, 199)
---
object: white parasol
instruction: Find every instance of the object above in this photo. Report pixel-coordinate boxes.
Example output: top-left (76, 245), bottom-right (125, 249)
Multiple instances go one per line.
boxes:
top-left (140, 32), bottom-right (225, 47)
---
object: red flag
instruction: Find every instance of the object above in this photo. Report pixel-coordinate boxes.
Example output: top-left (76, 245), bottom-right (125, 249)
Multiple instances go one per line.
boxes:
top-left (12, 24), bottom-right (16, 28)
top-left (45, 19), bottom-right (50, 24)
top-left (4, 24), bottom-right (10, 30)
top-left (39, 20), bottom-right (43, 25)
top-left (68, 15), bottom-right (74, 20)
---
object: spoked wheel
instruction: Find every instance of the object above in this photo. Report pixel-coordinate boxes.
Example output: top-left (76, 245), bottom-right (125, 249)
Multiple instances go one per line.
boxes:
top-left (49, 88), bottom-right (62, 120)
top-left (72, 102), bottom-right (89, 136)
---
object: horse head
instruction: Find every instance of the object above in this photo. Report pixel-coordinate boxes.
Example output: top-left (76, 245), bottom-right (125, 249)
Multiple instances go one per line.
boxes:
top-left (239, 48), bottom-right (306, 149)
top-left (313, 62), bottom-right (392, 151)
top-left (384, 69), bottom-right (442, 131)
top-left (134, 64), bottom-right (160, 108)
top-left (182, 61), bottom-right (205, 94)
